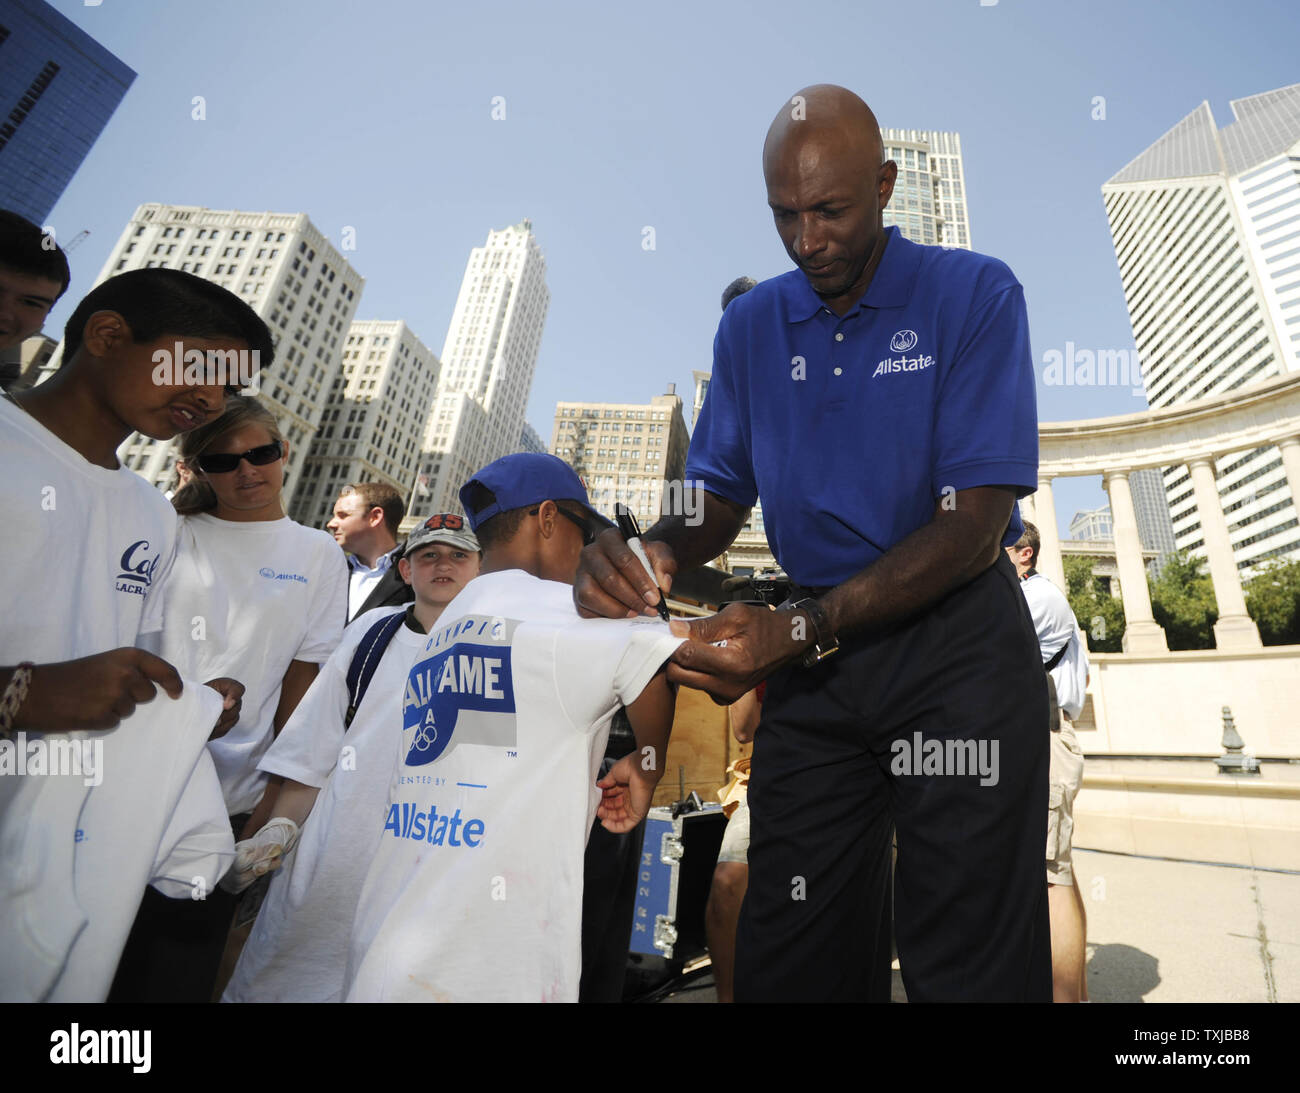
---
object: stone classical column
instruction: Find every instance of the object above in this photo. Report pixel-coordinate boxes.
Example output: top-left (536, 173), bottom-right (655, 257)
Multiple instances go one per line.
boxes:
top-left (1187, 457), bottom-right (1262, 649)
top-left (1019, 490), bottom-right (1037, 529)
top-left (1278, 436), bottom-right (1300, 518)
top-left (1032, 477), bottom-right (1067, 592)
top-left (1104, 469), bottom-right (1168, 653)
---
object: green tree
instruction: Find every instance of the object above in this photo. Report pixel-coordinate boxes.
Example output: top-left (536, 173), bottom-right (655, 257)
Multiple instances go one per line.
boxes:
top-left (1244, 557), bottom-right (1300, 645)
top-left (1149, 551), bottom-right (1217, 650)
top-left (1063, 555), bottom-right (1125, 653)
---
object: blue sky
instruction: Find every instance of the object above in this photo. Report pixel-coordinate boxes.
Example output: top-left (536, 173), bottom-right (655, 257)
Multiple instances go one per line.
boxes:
top-left (40, 0), bottom-right (1300, 535)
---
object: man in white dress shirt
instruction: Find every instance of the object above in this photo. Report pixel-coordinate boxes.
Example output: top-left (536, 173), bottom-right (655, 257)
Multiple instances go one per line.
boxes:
top-left (327, 482), bottom-right (410, 620)
top-left (1007, 520), bottom-right (1091, 1003)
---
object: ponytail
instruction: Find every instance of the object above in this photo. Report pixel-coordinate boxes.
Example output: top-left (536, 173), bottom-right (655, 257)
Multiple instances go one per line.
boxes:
top-left (172, 477), bottom-right (219, 515)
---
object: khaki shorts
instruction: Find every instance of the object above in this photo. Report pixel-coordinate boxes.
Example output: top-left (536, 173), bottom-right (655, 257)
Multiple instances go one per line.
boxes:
top-left (1046, 720), bottom-right (1085, 886)
top-left (717, 793), bottom-right (751, 865)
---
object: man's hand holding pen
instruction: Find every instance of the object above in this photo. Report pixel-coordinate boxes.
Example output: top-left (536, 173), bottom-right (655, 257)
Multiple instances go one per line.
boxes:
top-left (574, 507), bottom-right (814, 702)
top-left (575, 521), bottom-right (678, 622)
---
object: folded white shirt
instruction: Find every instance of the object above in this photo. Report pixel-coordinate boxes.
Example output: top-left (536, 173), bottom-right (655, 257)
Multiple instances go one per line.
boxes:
top-left (0, 680), bottom-right (235, 1002)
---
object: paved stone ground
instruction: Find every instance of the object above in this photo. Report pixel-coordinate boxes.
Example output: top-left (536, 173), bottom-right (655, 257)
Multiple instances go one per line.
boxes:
top-left (658, 848), bottom-right (1298, 1003)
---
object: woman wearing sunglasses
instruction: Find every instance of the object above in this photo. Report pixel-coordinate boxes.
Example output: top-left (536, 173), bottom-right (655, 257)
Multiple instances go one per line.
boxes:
top-left (109, 395), bottom-right (347, 1002)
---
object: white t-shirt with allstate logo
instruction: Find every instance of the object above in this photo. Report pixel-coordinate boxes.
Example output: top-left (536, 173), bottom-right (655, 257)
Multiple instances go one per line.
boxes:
top-left (159, 513), bottom-right (348, 814)
top-left (343, 569), bottom-right (684, 1003)
top-left (223, 606), bottom-right (425, 1003)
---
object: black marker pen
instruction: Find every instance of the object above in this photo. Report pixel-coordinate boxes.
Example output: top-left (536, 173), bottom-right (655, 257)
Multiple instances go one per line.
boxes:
top-left (614, 503), bottom-right (671, 622)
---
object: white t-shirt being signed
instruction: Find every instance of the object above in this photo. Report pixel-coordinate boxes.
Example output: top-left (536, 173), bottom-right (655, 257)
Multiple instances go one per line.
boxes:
top-left (344, 570), bottom-right (684, 1003)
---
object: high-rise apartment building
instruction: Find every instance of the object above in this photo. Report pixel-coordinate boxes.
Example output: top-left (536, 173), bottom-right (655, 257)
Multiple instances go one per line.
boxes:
top-left (47, 204), bottom-right (364, 505)
top-left (880, 128), bottom-right (972, 250)
top-left (293, 320), bottom-right (440, 529)
top-left (0, 0), bottom-right (135, 222)
top-left (551, 387), bottom-right (688, 529)
top-left (411, 219), bottom-right (548, 515)
top-left (1102, 84), bottom-right (1300, 572)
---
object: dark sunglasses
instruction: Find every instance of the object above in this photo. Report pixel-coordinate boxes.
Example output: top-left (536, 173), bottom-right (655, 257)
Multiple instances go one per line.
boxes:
top-left (529, 505), bottom-right (597, 546)
top-left (196, 440), bottom-right (283, 474)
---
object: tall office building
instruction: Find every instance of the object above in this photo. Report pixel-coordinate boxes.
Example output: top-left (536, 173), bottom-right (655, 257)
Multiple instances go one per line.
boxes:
top-left (880, 128), bottom-right (972, 250)
top-left (294, 320), bottom-right (440, 528)
top-left (1103, 84), bottom-right (1300, 572)
top-left (691, 370), bottom-right (710, 428)
top-left (551, 387), bottom-right (689, 529)
top-left (1068, 505), bottom-right (1114, 542)
top-left (692, 349), bottom-right (778, 575)
top-left (519, 421), bottom-right (546, 455)
top-left (0, 0), bottom-right (135, 222)
top-left (10, 331), bottom-right (54, 389)
top-left (46, 204), bottom-right (364, 505)
top-left (1129, 467), bottom-right (1179, 569)
top-left (411, 219), bottom-right (548, 515)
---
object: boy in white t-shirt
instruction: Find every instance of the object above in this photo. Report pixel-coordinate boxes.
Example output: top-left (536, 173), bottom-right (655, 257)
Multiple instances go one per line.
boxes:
top-left (0, 268), bottom-right (274, 1000)
top-left (221, 513), bottom-right (482, 1002)
top-left (342, 454), bottom-right (683, 1002)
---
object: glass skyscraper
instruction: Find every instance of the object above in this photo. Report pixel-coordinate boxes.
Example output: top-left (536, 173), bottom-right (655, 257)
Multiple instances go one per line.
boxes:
top-left (880, 128), bottom-right (972, 250)
top-left (1103, 84), bottom-right (1300, 573)
top-left (0, 0), bottom-right (135, 223)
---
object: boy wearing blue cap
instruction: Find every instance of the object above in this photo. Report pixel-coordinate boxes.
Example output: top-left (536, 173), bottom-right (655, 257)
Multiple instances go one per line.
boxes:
top-left (343, 454), bottom-right (682, 1002)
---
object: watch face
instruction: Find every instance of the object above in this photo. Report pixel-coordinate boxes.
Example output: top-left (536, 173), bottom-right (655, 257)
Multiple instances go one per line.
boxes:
top-left (800, 643), bottom-right (839, 669)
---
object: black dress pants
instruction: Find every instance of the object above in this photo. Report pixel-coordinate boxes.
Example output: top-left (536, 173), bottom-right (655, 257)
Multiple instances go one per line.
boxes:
top-left (107, 812), bottom-right (248, 1003)
top-left (579, 754), bottom-right (647, 1002)
top-left (735, 552), bottom-right (1052, 1002)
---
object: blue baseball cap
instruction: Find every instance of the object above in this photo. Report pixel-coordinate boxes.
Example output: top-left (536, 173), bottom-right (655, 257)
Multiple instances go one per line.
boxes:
top-left (458, 453), bottom-right (616, 534)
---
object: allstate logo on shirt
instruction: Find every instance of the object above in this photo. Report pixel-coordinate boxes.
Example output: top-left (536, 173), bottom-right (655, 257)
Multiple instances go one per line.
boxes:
top-left (890, 329), bottom-right (918, 353)
top-left (115, 539), bottom-right (160, 596)
top-left (402, 639), bottom-right (517, 767)
top-left (258, 566), bottom-right (308, 583)
top-left (873, 329), bottom-right (934, 379)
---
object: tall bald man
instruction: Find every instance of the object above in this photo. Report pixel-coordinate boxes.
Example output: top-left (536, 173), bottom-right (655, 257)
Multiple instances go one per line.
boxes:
top-left (575, 86), bottom-right (1050, 1001)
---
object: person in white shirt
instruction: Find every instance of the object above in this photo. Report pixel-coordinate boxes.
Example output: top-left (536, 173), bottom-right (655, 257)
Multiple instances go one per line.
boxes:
top-left (0, 267), bottom-right (270, 1000)
top-left (327, 481), bottom-right (409, 620)
top-left (1007, 520), bottom-right (1091, 1003)
top-left (109, 395), bottom-right (348, 1002)
top-left (342, 453), bottom-right (684, 1002)
top-left (220, 513), bottom-right (481, 1002)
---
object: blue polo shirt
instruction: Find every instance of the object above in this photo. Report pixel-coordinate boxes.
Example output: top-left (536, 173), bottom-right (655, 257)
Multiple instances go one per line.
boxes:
top-left (687, 226), bottom-right (1037, 587)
